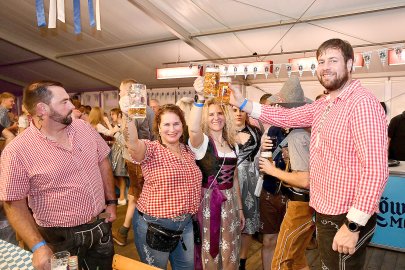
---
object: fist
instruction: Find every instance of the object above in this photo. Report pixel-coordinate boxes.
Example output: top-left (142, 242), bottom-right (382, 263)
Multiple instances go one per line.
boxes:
top-left (193, 76), bottom-right (204, 95)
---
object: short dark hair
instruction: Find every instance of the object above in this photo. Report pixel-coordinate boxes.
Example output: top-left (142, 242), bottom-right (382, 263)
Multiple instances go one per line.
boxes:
top-left (316, 38), bottom-right (354, 65)
top-left (23, 80), bottom-right (63, 115)
top-left (259, 93), bottom-right (272, 104)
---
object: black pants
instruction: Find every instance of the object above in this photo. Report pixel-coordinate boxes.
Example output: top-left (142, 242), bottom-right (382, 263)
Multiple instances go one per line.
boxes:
top-left (316, 212), bottom-right (376, 270)
top-left (38, 220), bottom-right (114, 270)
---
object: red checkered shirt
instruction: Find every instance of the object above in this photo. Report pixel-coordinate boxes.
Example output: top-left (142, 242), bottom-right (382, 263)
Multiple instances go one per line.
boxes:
top-left (251, 80), bottom-right (388, 225)
top-left (0, 120), bottom-right (111, 227)
top-left (136, 140), bottom-right (202, 218)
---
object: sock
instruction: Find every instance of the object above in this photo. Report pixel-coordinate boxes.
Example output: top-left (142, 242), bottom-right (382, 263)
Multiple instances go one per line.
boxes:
top-left (239, 258), bottom-right (246, 270)
top-left (118, 226), bottom-right (129, 235)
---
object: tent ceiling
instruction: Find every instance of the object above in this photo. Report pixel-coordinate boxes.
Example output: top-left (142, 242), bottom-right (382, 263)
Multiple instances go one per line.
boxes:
top-left (1, 0), bottom-right (405, 95)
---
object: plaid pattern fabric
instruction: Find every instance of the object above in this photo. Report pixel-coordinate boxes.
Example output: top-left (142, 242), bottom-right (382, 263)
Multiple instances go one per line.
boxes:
top-left (0, 239), bottom-right (33, 270)
top-left (257, 80), bottom-right (388, 217)
top-left (0, 120), bottom-right (111, 227)
top-left (136, 140), bottom-right (202, 218)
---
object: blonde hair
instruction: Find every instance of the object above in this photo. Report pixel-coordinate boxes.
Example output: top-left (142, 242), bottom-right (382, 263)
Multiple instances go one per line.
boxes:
top-left (202, 99), bottom-right (236, 146)
top-left (88, 107), bottom-right (106, 128)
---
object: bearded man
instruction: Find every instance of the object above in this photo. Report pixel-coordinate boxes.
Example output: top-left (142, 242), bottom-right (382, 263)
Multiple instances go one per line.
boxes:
top-left (230, 39), bottom-right (388, 269)
top-left (0, 81), bottom-right (117, 270)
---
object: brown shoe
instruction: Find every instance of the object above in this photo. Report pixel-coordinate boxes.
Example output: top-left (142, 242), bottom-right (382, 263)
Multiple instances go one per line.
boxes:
top-left (112, 229), bottom-right (128, 246)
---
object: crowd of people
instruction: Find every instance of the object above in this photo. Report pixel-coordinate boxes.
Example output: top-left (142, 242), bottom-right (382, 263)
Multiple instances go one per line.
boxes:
top-left (0, 38), bottom-right (396, 270)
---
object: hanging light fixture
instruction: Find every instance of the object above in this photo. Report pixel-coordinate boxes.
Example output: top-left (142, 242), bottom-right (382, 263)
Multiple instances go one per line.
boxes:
top-left (156, 65), bottom-right (203, 79)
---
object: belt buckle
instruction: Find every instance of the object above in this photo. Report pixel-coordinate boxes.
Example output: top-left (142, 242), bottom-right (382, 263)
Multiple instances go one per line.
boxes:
top-left (172, 215), bottom-right (187, 222)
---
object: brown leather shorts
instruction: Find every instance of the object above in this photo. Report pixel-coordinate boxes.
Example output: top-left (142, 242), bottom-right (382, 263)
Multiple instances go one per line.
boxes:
top-left (126, 160), bottom-right (144, 202)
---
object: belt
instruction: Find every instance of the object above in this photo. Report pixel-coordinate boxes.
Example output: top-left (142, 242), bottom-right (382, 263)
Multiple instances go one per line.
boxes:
top-left (138, 210), bottom-right (189, 222)
top-left (86, 212), bottom-right (110, 224)
top-left (283, 187), bottom-right (310, 202)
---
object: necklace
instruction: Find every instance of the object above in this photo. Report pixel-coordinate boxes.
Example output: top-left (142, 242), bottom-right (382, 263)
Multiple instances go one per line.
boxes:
top-left (212, 136), bottom-right (225, 147)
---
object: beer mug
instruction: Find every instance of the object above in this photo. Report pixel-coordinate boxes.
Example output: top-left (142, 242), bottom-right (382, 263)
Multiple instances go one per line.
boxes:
top-left (51, 251), bottom-right (70, 270)
top-left (128, 83), bottom-right (147, 119)
top-left (216, 76), bottom-right (231, 104)
top-left (203, 65), bottom-right (220, 98)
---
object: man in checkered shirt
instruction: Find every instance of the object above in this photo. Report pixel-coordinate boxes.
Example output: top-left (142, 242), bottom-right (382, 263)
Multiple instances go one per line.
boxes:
top-left (230, 39), bottom-right (388, 269)
top-left (0, 81), bottom-right (117, 270)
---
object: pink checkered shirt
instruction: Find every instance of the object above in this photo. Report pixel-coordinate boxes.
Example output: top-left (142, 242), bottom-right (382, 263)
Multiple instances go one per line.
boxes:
top-left (0, 120), bottom-right (111, 227)
top-left (136, 140), bottom-right (202, 218)
top-left (251, 80), bottom-right (388, 225)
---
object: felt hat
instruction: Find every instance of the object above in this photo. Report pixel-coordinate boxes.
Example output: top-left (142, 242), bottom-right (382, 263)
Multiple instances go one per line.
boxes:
top-left (268, 75), bottom-right (312, 108)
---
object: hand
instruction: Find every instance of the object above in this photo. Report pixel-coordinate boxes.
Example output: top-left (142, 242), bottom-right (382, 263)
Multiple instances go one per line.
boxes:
top-left (332, 224), bottom-right (359, 255)
top-left (103, 116), bottom-right (110, 124)
top-left (229, 84), bottom-right (244, 107)
top-left (261, 136), bottom-right (274, 151)
top-left (32, 245), bottom-right (52, 270)
top-left (71, 109), bottom-right (82, 120)
top-left (193, 76), bottom-right (204, 95)
top-left (238, 209), bottom-right (246, 230)
top-left (104, 204), bottom-right (117, 223)
top-left (259, 157), bottom-right (277, 176)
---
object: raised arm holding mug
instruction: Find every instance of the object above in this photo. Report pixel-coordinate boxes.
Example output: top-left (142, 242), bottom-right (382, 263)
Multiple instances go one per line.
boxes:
top-left (126, 103), bottom-right (202, 270)
top-left (189, 77), bottom-right (245, 270)
top-left (230, 38), bottom-right (388, 269)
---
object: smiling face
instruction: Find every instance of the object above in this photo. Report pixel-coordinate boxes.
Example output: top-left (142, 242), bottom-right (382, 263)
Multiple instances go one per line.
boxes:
top-left (316, 48), bottom-right (352, 92)
top-left (1, 97), bottom-right (15, 110)
top-left (232, 106), bottom-right (247, 128)
top-left (158, 111), bottom-right (183, 145)
top-left (207, 104), bottom-right (225, 132)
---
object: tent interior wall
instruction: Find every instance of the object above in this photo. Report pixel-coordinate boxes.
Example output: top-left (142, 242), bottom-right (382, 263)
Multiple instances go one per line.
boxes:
top-left (1, 0), bottom-right (405, 120)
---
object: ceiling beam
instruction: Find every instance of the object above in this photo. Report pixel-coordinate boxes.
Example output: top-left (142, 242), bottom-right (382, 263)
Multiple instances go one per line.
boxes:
top-left (0, 74), bottom-right (26, 87)
top-left (55, 37), bottom-right (179, 58)
top-left (163, 39), bottom-right (405, 65)
top-left (191, 4), bottom-right (405, 38)
top-left (0, 35), bottom-right (118, 88)
top-left (127, 0), bottom-right (225, 63)
top-left (0, 57), bottom-right (46, 67)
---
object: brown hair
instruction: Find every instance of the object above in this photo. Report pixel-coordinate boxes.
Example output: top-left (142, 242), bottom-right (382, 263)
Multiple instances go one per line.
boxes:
top-left (110, 107), bottom-right (122, 118)
top-left (259, 93), bottom-right (272, 104)
top-left (23, 80), bottom-right (63, 115)
top-left (316, 38), bottom-right (354, 66)
top-left (153, 104), bottom-right (187, 145)
top-left (202, 99), bottom-right (236, 146)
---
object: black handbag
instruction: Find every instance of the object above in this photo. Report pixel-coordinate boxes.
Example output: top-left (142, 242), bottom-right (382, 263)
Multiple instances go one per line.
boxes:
top-left (146, 223), bottom-right (186, 252)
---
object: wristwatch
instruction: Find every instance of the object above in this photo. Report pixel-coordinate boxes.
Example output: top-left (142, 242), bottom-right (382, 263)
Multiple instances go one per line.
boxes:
top-left (194, 94), bottom-right (205, 104)
top-left (106, 199), bottom-right (118, 206)
top-left (344, 218), bottom-right (362, 232)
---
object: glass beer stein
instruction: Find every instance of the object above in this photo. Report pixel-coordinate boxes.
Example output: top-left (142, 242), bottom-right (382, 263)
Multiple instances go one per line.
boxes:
top-left (128, 83), bottom-right (147, 119)
top-left (216, 76), bottom-right (231, 104)
top-left (203, 65), bottom-right (220, 98)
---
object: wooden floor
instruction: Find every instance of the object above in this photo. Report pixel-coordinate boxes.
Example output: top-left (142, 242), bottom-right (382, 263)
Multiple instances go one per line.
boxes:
top-left (112, 204), bottom-right (405, 270)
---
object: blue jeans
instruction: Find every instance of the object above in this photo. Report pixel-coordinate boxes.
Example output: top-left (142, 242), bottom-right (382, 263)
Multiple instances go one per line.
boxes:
top-left (133, 209), bottom-right (194, 270)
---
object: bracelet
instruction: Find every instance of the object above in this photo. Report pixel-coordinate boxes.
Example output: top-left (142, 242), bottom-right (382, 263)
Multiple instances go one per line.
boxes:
top-left (238, 208), bottom-right (243, 211)
top-left (106, 199), bottom-right (118, 205)
top-left (239, 99), bottom-right (248, 110)
top-left (31, 240), bottom-right (46, 253)
top-left (194, 102), bottom-right (204, 108)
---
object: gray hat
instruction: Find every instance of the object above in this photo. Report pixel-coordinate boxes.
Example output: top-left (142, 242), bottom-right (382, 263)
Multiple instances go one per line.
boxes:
top-left (268, 75), bottom-right (312, 108)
